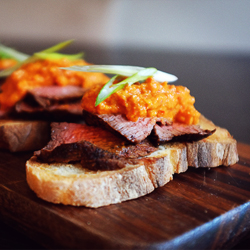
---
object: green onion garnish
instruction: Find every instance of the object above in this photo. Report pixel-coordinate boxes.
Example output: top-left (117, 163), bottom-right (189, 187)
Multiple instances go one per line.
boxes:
top-left (62, 65), bottom-right (178, 83)
top-left (95, 67), bottom-right (157, 106)
top-left (0, 40), bottom-right (84, 77)
top-left (61, 65), bottom-right (178, 106)
top-left (34, 52), bottom-right (84, 61)
top-left (0, 44), bottom-right (28, 62)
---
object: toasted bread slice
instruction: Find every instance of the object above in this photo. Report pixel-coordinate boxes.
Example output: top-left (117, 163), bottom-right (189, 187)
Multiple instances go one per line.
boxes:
top-left (26, 115), bottom-right (238, 207)
top-left (0, 120), bottom-right (50, 152)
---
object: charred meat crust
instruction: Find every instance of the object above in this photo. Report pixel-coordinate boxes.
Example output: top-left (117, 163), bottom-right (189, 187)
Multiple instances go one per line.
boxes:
top-left (15, 102), bottom-right (83, 121)
top-left (83, 110), bottom-right (215, 145)
top-left (34, 118), bottom-right (215, 170)
top-left (26, 85), bottom-right (86, 107)
top-left (34, 111), bottom-right (216, 171)
top-left (35, 122), bottom-right (157, 170)
top-left (82, 110), bottom-right (172, 143)
top-left (151, 123), bottom-right (216, 145)
top-left (13, 86), bottom-right (88, 121)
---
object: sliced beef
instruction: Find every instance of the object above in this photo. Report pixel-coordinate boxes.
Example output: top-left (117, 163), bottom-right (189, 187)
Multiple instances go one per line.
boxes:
top-left (151, 123), bottom-right (216, 145)
top-left (16, 102), bottom-right (83, 116)
top-left (15, 102), bottom-right (83, 122)
top-left (15, 86), bottom-right (87, 121)
top-left (82, 110), bottom-right (215, 145)
top-left (82, 110), bottom-right (172, 143)
top-left (27, 85), bottom-right (86, 107)
top-left (35, 122), bottom-right (157, 170)
top-left (0, 109), bottom-right (10, 118)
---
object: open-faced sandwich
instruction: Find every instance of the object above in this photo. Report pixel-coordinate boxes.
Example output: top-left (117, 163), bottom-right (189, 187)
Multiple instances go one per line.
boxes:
top-left (0, 41), bottom-right (109, 152)
top-left (25, 65), bottom-right (239, 207)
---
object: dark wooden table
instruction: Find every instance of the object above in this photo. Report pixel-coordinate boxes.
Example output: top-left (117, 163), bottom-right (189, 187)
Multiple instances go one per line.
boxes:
top-left (0, 143), bottom-right (250, 249)
top-left (1, 42), bottom-right (250, 249)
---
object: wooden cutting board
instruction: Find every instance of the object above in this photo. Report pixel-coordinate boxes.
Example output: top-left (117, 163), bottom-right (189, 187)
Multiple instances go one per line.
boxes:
top-left (0, 143), bottom-right (249, 249)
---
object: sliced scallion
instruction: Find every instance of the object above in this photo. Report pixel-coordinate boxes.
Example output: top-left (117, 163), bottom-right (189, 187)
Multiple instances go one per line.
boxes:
top-left (0, 43), bottom-right (28, 62)
top-left (61, 64), bottom-right (178, 106)
top-left (62, 64), bottom-right (178, 83)
top-left (95, 67), bottom-right (157, 106)
top-left (0, 39), bottom-right (83, 77)
top-left (34, 52), bottom-right (84, 61)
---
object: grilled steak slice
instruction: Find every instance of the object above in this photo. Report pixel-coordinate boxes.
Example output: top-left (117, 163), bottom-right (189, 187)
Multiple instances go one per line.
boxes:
top-left (151, 123), bottom-right (216, 145)
top-left (35, 122), bottom-right (157, 170)
top-left (21, 85), bottom-right (86, 108)
top-left (0, 109), bottom-right (10, 118)
top-left (15, 102), bottom-right (83, 122)
top-left (15, 86), bottom-right (87, 121)
top-left (82, 110), bottom-right (172, 143)
top-left (16, 102), bottom-right (83, 116)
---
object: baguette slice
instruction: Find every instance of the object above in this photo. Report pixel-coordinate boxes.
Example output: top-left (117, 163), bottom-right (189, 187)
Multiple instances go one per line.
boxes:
top-left (26, 115), bottom-right (238, 207)
top-left (0, 120), bottom-right (50, 152)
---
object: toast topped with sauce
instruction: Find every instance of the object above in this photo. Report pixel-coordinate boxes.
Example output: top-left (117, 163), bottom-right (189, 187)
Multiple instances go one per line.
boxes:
top-left (25, 65), bottom-right (238, 207)
top-left (0, 42), bottom-right (109, 152)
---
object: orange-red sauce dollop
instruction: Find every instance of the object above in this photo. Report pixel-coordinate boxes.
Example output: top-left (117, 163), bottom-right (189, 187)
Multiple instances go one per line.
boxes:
top-left (82, 77), bottom-right (200, 125)
top-left (0, 58), bottom-right (17, 70)
top-left (0, 59), bottom-right (109, 111)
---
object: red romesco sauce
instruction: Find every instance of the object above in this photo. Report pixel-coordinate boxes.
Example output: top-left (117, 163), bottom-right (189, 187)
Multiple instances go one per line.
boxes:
top-left (82, 77), bottom-right (200, 125)
top-left (0, 58), bottom-right (109, 111)
top-left (0, 58), bottom-right (17, 70)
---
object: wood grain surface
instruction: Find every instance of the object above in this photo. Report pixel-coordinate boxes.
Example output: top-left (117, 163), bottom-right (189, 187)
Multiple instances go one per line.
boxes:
top-left (0, 143), bottom-right (249, 249)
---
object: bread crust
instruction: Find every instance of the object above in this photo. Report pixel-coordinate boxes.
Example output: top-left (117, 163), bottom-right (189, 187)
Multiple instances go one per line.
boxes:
top-left (26, 115), bottom-right (238, 207)
top-left (187, 115), bottom-right (238, 168)
top-left (26, 158), bottom-right (156, 207)
top-left (0, 120), bottom-right (50, 152)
